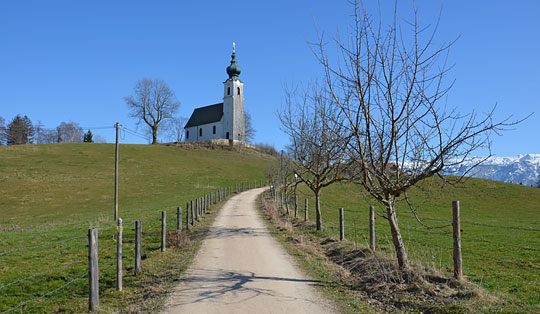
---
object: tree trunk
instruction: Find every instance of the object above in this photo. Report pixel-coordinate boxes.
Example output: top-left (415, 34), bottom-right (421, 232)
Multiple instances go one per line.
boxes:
top-left (152, 126), bottom-right (158, 144)
top-left (386, 201), bottom-right (409, 269)
top-left (315, 190), bottom-right (322, 231)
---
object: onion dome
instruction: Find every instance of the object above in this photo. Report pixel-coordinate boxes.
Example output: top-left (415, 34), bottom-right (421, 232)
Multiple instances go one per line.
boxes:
top-left (226, 43), bottom-right (241, 80)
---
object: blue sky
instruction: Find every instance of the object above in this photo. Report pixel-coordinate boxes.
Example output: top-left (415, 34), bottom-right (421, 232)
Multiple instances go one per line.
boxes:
top-left (1, 1), bottom-right (538, 156)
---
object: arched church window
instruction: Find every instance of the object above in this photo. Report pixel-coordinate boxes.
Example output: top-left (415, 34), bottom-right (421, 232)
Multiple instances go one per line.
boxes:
top-left (226, 132), bottom-right (230, 139)
top-left (237, 87), bottom-right (240, 95)
top-left (228, 87), bottom-right (231, 95)
top-left (213, 125), bottom-right (216, 134)
top-left (199, 128), bottom-right (202, 137)
top-left (186, 130), bottom-right (189, 139)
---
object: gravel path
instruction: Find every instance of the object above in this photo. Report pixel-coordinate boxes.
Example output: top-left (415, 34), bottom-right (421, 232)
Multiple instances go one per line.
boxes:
top-left (161, 187), bottom-right (335, 314)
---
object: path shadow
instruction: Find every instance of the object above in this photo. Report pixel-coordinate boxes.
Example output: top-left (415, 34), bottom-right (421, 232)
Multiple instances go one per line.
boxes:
top-left (205, 226), bottom-right (269, 239)
top-left (167, 267), bottom-right (323, 307)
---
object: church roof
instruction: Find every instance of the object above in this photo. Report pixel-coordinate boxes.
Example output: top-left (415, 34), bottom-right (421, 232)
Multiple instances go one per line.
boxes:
top-left (184, 103), bottom-right (224, 128)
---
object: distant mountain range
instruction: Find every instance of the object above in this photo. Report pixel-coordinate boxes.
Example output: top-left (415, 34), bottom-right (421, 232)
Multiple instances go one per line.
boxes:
top-left (445, 154), bottom-right (540, 186)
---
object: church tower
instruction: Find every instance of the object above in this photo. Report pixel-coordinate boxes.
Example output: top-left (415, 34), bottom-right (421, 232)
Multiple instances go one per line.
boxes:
top-left (222, 43), bottom-right (245, 142)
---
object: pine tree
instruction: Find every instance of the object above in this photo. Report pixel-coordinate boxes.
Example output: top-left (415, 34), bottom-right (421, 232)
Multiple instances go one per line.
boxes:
top-left (83, 130), bottom-right (94, 143)
top-left (7, 115), bottom-right (34, 145)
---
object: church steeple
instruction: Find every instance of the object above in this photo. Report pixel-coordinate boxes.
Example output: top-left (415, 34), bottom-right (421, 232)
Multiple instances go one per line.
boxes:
top-left (226, 42), bottom-right (241, 80)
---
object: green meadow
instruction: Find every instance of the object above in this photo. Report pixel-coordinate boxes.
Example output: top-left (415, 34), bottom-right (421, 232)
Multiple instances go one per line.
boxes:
top-left (0, 143), bottom-right (275, 312)
top-left (1, 142), bottom-right (538, 312)
top-left (293, 177), bottom-right (540, 310)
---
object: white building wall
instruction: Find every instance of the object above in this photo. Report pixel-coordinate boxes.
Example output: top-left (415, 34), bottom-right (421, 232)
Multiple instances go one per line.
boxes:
top-left (184, 120), bottom-right (224, 142)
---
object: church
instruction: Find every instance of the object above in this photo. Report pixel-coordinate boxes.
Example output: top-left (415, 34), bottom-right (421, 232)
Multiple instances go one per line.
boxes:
top-left (184, 44), bottom-right (245, 142)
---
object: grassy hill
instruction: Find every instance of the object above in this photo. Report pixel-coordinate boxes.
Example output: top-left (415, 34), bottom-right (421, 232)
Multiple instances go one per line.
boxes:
top-left (1, 143), bottom-right (538, 311)
top-left (292, 176), bottom-right (540, 310)
top-left (0, 143), bottom-right (276, 312)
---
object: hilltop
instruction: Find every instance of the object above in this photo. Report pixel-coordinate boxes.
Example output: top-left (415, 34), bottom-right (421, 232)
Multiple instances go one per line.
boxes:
top-left (0, 143), bottom-right (275, 228)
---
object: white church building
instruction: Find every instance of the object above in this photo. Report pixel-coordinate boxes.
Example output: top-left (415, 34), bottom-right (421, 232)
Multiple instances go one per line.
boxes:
top-left (184, 44), bottom-right (245, 142)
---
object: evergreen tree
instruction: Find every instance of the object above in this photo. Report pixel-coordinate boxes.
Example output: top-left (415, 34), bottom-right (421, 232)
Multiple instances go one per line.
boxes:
top-left (7, 115), bottom-right (34, 145)
top-left (83, 130), bottom-right (94, 143)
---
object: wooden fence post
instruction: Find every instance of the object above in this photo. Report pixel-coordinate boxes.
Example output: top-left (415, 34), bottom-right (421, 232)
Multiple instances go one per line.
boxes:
top-left (200, 197), bottom-right (203, 215)
top-left (135, 221), bottom-right (141, 274)
top-left (304, 199), bottom-right (308, 221)
top-left (196, 198), bottom-right (199, 218)
top-left (161, 211), bottom-right (166, 252)
top-left (88, 228), bottom-right (99, 311)
top-left (191, 200), bottom-right (195, 225)
top-left (177, 206), bottom-right (182, 232)
top-left (116, 218), bottom-right (123, 291)
top-left (339, 208), bottom-right (345, 241)
top-left (369, 205), bottom-right (375, 251)
top-left (294, 195), bottom-right (298, 218)
top-left (453, 200), bottom-right (463, 280)
top-left (186, 202), bottom-right (190, 231)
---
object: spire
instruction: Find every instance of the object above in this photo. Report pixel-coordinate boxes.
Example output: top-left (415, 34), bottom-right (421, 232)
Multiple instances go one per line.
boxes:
top-left (226, 42), bottom-right (241, 80)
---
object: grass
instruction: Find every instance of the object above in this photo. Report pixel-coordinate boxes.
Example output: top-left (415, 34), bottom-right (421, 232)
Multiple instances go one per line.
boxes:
top-left (0, 143), bottom-right (275, 313)
top-left (278, 177), bottom-right (540, 312)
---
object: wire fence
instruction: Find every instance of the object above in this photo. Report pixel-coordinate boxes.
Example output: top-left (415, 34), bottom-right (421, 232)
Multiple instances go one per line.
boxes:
top-left (0, 235), bottom-right (86, 257)
top-left (0, 181), bottom-right (263, 312)
top-left (270, 180), bottom-right (540, 302)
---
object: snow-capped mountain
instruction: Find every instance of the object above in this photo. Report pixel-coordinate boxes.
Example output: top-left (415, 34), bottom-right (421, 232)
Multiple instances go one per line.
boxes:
top-left (444, 154), bottom-right (540, 186)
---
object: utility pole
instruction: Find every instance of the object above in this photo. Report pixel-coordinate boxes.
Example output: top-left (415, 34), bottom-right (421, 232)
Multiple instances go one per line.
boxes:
top-left (114, 122), bottom-right (119, 221)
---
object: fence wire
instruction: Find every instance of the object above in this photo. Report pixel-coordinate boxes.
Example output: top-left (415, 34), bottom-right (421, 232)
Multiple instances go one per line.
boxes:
top-left (0, 259), bottom-right (83, 291)
top-left (0, 235), bottom-right (86, 257)
top-left (1, 271), bottom-right (88, 314)
top-left (462, 236), bottom-right (540, 252)
top-left (461, 220), bottom-right (540, 232)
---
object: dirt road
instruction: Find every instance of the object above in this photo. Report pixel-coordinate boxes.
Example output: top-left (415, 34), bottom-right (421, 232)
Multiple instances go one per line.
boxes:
top-left (162, 187), bottom-right (335, 314)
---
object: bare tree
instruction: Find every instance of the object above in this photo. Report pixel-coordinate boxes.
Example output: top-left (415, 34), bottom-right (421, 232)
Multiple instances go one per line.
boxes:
top-left (244, 111), bottom-right (256, 144)
top-left (279, 83), bottom-right (350, 230)
top-left (93, 135), bottom-right (107, 143)
top-left (314, 1), bottom-right (521, 269)
top-left (125, 78), bottom-right (180, 144)
top-left (0, 116), bottom-right (6, 145)
top-left (34, 120), bottom-right (56, 144)
top-left (167, 116), bottom-right (188, 142)
top-left (56, 122), bottom-right (83, 143)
